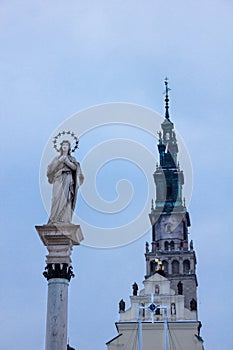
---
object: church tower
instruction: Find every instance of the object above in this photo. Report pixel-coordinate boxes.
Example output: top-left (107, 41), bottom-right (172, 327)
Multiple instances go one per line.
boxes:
top-left (106, 80), bottom-right (204, 350)
top-left (147, 79), bottom-right (196, 310)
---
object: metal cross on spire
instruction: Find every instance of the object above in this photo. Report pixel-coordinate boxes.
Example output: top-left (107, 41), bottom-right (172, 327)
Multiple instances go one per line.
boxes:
top-left (164, 77), bottom-right (171, 119)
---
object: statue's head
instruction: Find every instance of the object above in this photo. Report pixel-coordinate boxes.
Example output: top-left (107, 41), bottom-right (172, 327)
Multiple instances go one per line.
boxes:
top-left (60, 140), bottom-right (71, 155)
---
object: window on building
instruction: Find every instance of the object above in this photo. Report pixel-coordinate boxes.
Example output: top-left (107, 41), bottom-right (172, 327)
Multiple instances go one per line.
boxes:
top-left (164, 241), bottom-right (169, 250)
top-left (171, 303), bottom-right (176, 315)
top-left (183, 221), bottom-right (188, 240)
top-left (142, 303), bottom-right (145, 318)
top-left (183, 259), bottom-right (190, 274)
top-left (150, 261), bottom-right (156, 273)
top-left (167, 186), bottom-right (172, 198)
top-left (172, 260), bottom-right (179, 274)
top-left (170, 241), bottom-right (175, 250)
top-left (162, 260), bottom-right (168, 274)
top-left (155, 285), bottom-right (160, 295)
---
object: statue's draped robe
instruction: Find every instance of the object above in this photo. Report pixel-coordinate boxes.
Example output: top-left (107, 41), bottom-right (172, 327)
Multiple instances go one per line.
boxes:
top-left (47, 155), bottom-right (84, 224)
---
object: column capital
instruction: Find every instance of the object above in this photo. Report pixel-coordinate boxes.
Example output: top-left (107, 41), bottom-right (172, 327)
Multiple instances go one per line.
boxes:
top-left (43, 263), bottom-right (75, 281)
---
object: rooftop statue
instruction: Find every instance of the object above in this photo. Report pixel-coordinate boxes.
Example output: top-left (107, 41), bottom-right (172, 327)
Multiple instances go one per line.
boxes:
top-left (47, 131), bottom-right (84, 224)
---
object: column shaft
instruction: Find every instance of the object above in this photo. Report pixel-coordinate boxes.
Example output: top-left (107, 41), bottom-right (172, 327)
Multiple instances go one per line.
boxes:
top-left (46, 278), bottom-right (69, 350)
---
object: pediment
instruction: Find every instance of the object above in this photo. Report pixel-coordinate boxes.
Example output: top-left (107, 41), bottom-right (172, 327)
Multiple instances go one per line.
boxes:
top-left (145, 272), bottom-right (168, 283)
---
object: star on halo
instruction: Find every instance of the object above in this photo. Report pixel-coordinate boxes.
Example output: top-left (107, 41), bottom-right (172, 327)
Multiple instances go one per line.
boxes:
top-left (52, 130), bottom-right (79, 153)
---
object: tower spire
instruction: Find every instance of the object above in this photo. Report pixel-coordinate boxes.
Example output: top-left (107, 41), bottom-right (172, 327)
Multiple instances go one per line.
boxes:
top-left (164, 77), bottom-right (171, 119)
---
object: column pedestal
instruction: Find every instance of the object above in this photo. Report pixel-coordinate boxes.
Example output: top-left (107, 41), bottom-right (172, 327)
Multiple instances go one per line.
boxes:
top-left (35, 224), bottom-right (83, 350)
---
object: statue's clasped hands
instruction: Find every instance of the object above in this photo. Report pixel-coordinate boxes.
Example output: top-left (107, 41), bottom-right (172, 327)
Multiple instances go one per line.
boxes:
top-left (59, 155), bottom-right (68, 163)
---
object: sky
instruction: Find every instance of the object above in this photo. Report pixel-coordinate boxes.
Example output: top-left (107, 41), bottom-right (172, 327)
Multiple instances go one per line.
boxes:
top-left (0, 0), bottom-right (233, 349)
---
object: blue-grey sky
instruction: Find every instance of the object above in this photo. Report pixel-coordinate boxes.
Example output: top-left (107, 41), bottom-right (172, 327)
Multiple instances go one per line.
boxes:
top-left (0, 1), bottom-right (232, 349)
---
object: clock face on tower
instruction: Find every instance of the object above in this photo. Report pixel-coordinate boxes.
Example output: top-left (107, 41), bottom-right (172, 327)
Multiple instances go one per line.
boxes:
top-left (166, 217), bottom-right (179, 233)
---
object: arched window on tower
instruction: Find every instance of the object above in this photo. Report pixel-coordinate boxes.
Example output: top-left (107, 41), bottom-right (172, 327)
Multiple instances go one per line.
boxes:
top-left (162, 260), bottom-right (168, 274)
top-left (164, 241), bottom-right (169, 251)
top-left (183, 260), bottom-right (190, 274)
top-left (150, 261), bottom-right (156, 274)
top-left (172, 260), bottom-right (179, 274)
top-left (170, 241), bottom-right (175, 250)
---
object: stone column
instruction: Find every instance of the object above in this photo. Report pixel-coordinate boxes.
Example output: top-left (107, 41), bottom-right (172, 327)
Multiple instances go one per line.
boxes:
top-left (46, 277), bottom-right (69, 349)
top-left (36, 223), bottom-right (83, 350)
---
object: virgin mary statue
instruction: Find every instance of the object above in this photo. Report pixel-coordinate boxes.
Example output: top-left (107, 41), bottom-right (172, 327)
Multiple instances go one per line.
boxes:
top-left (47, 140), bottom-right (84, 224)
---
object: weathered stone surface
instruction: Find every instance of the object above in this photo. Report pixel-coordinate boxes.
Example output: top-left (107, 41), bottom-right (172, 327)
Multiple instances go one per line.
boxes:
top-left (46, 278), bottom-right (69, 350)
top-left (35, 223), bottom-right (83, 350)
top-left (107, 321), bottom-right (203, 350)
top-left (47, 139), bottom-right (84, 225)
top-left (35, 224), bottom-right (83, 265)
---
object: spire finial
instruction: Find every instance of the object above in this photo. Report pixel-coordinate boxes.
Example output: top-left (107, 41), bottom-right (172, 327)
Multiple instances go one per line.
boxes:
top-left (164, 77), bottom-right (171, 119)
